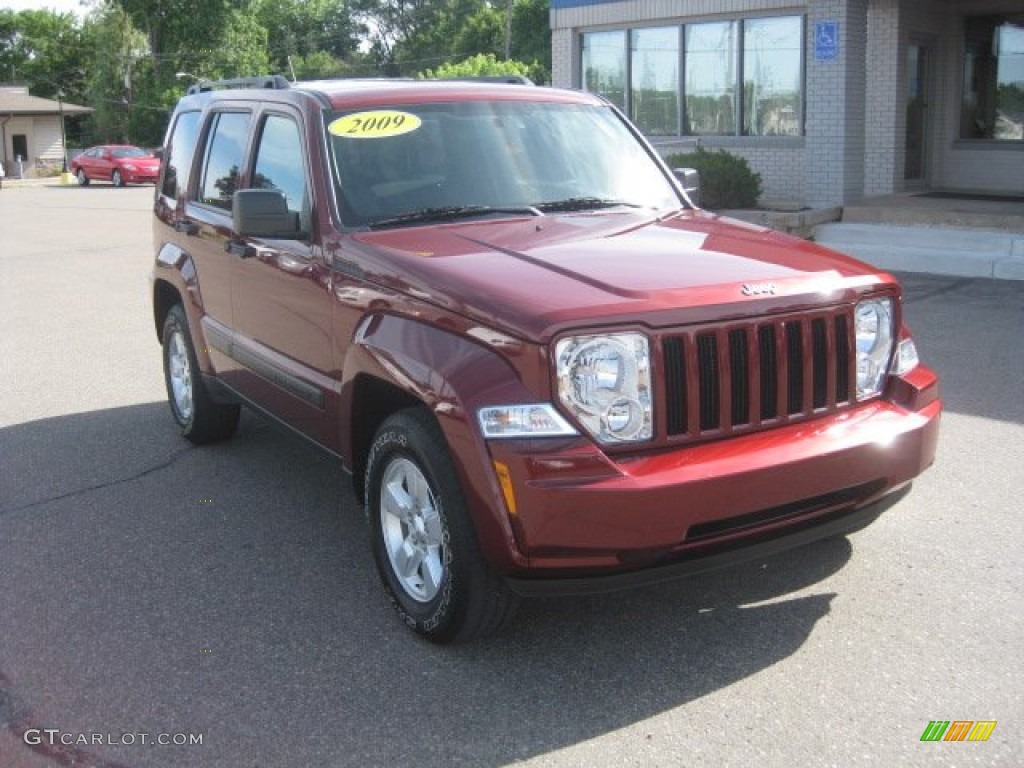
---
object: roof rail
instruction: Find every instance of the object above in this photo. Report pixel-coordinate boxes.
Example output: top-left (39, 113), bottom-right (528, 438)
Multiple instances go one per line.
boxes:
top-left (187, 75), bottom-right (291, 95)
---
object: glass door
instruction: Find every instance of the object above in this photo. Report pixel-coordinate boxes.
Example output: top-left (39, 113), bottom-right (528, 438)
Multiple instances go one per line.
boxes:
top-left (904, 43), bottom-right (929, 182)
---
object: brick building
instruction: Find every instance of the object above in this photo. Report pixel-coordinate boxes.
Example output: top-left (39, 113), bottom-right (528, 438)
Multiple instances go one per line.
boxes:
top-left (551, 0), bottom-right (1023, 207)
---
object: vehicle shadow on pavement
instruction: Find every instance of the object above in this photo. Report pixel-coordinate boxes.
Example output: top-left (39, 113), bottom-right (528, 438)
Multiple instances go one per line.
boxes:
top-left (0, 403), bottom-right (852, 768)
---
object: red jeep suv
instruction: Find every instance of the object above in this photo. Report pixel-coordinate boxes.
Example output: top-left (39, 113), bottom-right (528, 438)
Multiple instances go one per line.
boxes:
top-left (152, 76), bottom-right (940, 642)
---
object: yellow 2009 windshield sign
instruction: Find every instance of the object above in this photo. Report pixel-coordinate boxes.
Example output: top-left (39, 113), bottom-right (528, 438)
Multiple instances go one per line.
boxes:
top-left (328, 110), bottom-right (422, 139)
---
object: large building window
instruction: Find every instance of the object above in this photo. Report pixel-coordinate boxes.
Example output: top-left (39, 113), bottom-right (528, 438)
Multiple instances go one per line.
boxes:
top-left (961, 15), bottom-right (1024, 141)
top-left (631, 27), bottom-right (679, 135)
top-left (743, 16), bottom-right (803, 136)
top-left (582, 31), bottom-right (626, 111)
top-left (582, 15), bottom-right (803, 138)
top-left (686, 22), bottom-right (736, 135)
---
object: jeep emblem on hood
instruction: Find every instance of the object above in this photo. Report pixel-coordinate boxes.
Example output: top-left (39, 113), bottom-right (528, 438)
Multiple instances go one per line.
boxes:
top-left (741, 282), bottom-right (778, 296)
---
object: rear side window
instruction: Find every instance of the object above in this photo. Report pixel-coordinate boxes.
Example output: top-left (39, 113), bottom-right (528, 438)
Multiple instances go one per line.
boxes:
top-left (160, 111), bottom-right (200, 199)
top-left (199, 112), bottom-right (251, 210)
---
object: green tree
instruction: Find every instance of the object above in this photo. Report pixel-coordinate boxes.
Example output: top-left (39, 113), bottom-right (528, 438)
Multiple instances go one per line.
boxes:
top-left (0, 9), bottom-right (89, 102)
top-left (287, 49), bottom-right (379, 79)
top-left (419, 52), bottom-right (533, 79)
top-left (110, 1), bottom-right (271, 145)
top-left (113, 0), bottom-right (234, 81)
top-left (354, 0), bottom-right (489, 74)
top-left (509, 0), bottom-right (549, 78)
top-left (82, 3), bottom-right (148, 144)
top-left (452, 3), bottom-right (504, 61)
top-left (210, 9), bottom-right (270, 76)
top-left (370, 0), bottom-right (550, 82)
top-left (254, 0), bottom-right (362, 75)
top-left (447, 0), bottom-right (551, 82)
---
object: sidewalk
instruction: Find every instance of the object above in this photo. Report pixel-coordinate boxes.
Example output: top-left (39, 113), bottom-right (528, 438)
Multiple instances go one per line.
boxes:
top-left (1, 175), bottom-right (72, 188)
top-left (725, 192), bottom-right (1024, 281)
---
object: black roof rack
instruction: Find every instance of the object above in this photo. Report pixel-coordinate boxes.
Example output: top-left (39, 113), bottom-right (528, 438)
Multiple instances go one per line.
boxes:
top-left (187, 75), bottom-right (291, 95)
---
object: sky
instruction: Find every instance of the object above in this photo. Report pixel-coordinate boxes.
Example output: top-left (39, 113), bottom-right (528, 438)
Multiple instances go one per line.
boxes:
top-left (1, 0), bottom-right (92, 17)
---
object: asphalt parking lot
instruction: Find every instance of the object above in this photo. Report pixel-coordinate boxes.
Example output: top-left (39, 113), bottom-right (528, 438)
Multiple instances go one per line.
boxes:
top-left (1, 185), bottom-right (1021, 768)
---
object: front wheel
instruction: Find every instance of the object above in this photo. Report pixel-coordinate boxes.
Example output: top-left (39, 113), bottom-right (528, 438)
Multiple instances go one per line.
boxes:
top-left (365, 408), bottom-right (516, 643)
top-left (76, 168), bottom-right (89, 186)
top-left (112, 169), bottom-right (124, 187)
top-left (161, 304), bottom-right (239, 444)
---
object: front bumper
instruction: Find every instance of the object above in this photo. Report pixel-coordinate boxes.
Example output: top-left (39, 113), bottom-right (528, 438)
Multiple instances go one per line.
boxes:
top-left (485, 368), bottom-right (940, 579)
top-left (123, 169), bottom-right (158, 184)
top-left (505, 483), bottom-right (910, 596)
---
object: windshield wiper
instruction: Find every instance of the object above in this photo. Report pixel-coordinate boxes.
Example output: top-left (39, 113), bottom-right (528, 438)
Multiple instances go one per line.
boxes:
top-left (534, 197), bottom-right (646, 213)
top-left (368, 205), bottom-right (543, 230)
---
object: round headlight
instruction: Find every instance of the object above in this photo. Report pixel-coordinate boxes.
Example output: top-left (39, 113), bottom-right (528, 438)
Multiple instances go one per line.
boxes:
top-left (604, 397), bottom-right (646, 437)
top-left (556, 333), bottom-right (652, 444)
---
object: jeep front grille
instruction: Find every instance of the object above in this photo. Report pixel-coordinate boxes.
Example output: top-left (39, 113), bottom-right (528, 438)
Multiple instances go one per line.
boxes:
top-left (661, 308), bottom-right (854, 440)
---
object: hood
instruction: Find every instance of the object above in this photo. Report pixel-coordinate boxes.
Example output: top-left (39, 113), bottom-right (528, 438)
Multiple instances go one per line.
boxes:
top-left (349, 210), bottom-right (891, 341)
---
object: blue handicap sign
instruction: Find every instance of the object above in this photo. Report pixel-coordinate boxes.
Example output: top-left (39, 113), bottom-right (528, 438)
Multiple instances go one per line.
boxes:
top-left (815, 21), bottom-right (839, 61)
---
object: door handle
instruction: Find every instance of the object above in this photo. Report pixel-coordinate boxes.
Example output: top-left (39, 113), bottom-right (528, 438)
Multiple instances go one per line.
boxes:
top-left (226, 241), bottom-right (275, 260)
top-left (225, 240), bottom-right (251, 258)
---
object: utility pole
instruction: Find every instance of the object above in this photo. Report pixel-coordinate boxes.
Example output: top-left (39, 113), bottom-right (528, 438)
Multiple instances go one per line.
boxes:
top-left (504, 0), bottom-right (513, 60)
top-left (57, 88), bottom-right (67, 173)
top-left (124, 58), bottom-right (133, 143)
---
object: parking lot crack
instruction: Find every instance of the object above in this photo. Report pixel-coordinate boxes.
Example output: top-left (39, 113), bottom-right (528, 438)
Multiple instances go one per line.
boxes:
top-left (0, 446), bottom-right (193, 517)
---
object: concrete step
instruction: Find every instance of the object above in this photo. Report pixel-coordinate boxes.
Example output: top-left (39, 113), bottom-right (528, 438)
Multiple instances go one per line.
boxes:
top-left (842, 203), bottom-right (1024, 232)
top-left (812, 222), bottom-right (1024, 281)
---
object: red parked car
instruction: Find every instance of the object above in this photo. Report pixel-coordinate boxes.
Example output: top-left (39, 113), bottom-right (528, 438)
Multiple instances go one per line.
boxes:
top-left (71, 145), bottom-right (160, 186)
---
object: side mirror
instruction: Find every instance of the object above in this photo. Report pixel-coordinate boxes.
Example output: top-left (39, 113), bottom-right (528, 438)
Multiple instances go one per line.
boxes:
top-left (233, 189), bottom-right (301, 237)
top-left (673, 167), bottom-right (701, 208)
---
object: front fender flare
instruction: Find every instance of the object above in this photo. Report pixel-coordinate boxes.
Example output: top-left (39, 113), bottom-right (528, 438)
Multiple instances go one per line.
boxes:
top-left (342, 314), bottom-right (541, 572)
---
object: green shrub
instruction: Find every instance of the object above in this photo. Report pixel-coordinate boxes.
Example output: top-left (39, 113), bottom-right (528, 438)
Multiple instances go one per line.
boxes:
top-left (663, 147), bottom-right (763, 209)
top-left (419, 54), bottom-right (538, 82)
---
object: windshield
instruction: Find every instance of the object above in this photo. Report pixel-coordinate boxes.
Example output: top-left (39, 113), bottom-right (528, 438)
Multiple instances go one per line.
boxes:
top-left (325, 100), bottom-right (682, 229)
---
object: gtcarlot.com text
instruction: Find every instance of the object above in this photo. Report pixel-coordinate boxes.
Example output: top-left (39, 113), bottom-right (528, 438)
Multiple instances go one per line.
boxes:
top-left (23, 729), bottom-right (203, 747)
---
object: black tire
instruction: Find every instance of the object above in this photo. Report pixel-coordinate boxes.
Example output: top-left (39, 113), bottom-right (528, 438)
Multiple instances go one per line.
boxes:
top-left (76, 168), bottom-right (89, 186)
top-left (365, 408), bottom-right (517, 643)
top-left (161, 304), bottom-right (240, 444)
top-left (112, 169), bottom-right (124, 187)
